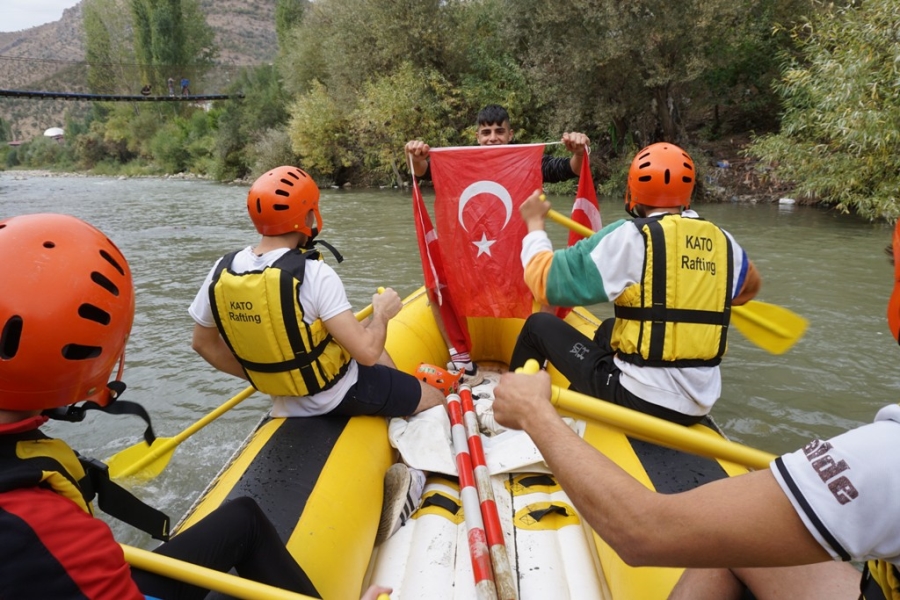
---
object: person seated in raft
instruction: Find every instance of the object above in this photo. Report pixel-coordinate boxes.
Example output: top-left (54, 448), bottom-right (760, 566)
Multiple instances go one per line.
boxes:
top-left (0, 213), bottom-right (398, 600)
top-left (404, 104), bottom-right (591, 386)
top-left (188, 166), bottom-right (444, 538)
top-left (492, 221), bottom-right (900, 599)
top-left (508, 143), bottom-right (762, 426)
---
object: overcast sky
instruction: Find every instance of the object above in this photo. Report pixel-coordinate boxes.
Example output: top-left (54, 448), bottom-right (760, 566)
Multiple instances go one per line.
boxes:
top-left (1, 0), bottom-right (81, 33)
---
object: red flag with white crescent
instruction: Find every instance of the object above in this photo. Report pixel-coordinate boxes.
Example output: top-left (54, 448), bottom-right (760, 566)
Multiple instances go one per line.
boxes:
top-left (568, 152), bottom-right (601, 245)
top-left (430, 144), bottom-right (544, 319)
top-left (412, 175), bottom-right (471, 351)
top-left (557, 152), bottom-right (601, 318)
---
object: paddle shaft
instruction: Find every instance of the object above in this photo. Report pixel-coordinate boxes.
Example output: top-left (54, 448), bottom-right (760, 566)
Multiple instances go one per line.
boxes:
top-left (550, 384), bottom-right (776, 470)
top-left (518, 360), bottom-right (775, 470)
top-left (121, 544), bottom-right (314, 600)
top-left (112, 298), bottom-right (379, 479)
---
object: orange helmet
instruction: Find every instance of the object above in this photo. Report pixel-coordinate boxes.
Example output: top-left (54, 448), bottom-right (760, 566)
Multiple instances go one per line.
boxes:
top-left (0, 214), bottom-right (134, 411)
top-left (247, 166), bottom-right (321, 237)
top-left (625, 143), bottom-right (695, 216)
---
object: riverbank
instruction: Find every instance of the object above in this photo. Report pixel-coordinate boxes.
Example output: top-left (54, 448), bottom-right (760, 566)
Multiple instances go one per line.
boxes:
top-left (2, 136), bottom-right (795, 203)
top-left (697, 134), bottom-right (795, 205)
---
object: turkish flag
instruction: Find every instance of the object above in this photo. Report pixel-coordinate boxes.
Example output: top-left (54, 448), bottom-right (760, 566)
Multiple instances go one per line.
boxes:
top-left (430, 144), bottom-right (544, 319)
top-left (412, 175), bottom-right (471, 351)
top-left (567, 152), bottom-right (602, 245)
top-left (557, 152), bottom-right (601, 319)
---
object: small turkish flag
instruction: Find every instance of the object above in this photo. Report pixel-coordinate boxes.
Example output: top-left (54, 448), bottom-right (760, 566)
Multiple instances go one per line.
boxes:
top-left (430, 144), bottom-right (544, 319)
top-left (567, 152), bottom-right (601, 245)
top-left (557, 152), bottom-right (601, 319)
top-left (412, 175), bottom-right (471, 351)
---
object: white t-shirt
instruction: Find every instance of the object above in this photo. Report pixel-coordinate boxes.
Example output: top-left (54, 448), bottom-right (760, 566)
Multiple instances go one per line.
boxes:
top-left (771, 404), bottom-right (900, 565)
top-left (189, 246), bottom-right (358, 416)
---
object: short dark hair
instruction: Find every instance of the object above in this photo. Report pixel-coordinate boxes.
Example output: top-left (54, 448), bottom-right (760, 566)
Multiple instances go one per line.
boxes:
top-left (476, 105), bottom-right (510, 127)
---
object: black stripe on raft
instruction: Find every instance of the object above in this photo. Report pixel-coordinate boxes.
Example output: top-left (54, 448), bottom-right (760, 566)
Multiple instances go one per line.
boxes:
top-left (774, 457), bottom-right (851, 561)
top-left (223, 415), bottom-right (350, 544)
top-left (627, 432), bottom-right (729, 494)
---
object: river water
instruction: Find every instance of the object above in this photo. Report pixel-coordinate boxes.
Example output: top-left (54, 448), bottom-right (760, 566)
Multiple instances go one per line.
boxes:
top-left (1, 172), bottom-right (896, 547)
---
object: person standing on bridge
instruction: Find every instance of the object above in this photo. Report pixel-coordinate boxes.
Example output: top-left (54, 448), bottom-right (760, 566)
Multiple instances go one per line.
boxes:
top-left (180, 77), bottom-right (190, 97)
top-left (167, 77), bottom-right (175, 97)
top-left (508, 142), bottom-right (761, 426)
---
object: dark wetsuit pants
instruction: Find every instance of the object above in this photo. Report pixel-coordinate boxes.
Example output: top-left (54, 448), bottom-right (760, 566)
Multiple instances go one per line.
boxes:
top-left (133, 496), bottom-right (319, 600)
top-left (509, 312), bottom-right (703, 427)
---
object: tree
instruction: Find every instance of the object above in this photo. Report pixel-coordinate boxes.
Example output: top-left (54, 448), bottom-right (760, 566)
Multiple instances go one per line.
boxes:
top-left (275, 0), bottom-right (307, 52)
top-left (288, 80), bottom-right (355, 184)
top-left (83, 0), bottom-right (138, 93)
top-left (130, 0), bottom-right (217, 91)
top-left (213, 65), bottom-right (291, 180)
top-left (749, 0), bottom-right (900, 220)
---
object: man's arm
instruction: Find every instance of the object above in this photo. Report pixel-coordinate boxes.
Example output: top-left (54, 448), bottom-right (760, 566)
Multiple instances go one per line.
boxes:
top-left (322, 287), bottom-right (402, 366)
top-left (492, 370), bottom-right (832, 569)
top-left (733, 260), bottom-right (761, 306)
top-left (562, 131), bottom-right (589, 177)
top-left (404, 140), bottom-right (430, 178)
top-left (191, 324), bottom-right (247, 380)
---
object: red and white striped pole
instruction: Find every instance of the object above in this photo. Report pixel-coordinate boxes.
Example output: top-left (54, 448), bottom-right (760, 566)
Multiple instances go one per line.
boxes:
top-left (459, 385), bottom-right (517, 600)
top-left (446, 392), bottom-right (498, 600)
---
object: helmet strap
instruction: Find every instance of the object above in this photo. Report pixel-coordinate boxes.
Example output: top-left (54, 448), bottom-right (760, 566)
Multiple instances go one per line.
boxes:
top-left (43, 392), bottom-right (158, 447)
top-left (305, 237), bottom-right (344, 264)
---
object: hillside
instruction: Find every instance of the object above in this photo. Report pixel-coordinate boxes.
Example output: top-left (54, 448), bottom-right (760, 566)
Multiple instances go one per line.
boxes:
top-left (0, 0), bottom-right (278, 141)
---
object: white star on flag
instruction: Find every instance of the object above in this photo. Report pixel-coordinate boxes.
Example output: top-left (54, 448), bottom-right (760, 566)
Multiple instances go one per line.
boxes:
top-left (472, 233), bottom-right (496, 257)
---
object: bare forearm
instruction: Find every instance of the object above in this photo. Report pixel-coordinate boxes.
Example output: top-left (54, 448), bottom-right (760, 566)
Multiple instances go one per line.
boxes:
top-left (191, 325), bottom-right (247, 380)
top-left (357, 315), bottom-right (389, 365)
top-left (523, 415), bottom-right (663, 561)
top-left (526, 417), bottom-right (830, 568)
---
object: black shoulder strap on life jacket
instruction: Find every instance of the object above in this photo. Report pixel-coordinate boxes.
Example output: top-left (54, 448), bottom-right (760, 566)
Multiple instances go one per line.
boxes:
top-left (77, 455), bottom-right (171, 541)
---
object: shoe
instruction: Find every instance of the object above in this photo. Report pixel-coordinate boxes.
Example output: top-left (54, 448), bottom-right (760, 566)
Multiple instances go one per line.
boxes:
top-left (474, 402), bottom-right (507, 436)
top-left (447, 361), bottom-right (485, 388)
top-left (375, 463), bottom-right (425, 544)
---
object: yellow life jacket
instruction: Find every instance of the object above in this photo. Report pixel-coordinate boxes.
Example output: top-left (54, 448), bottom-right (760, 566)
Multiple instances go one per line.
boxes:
top-left (862, 560), bottom-right (900, 600)
top-left (612, 214), bottom-right (733, 367)
top-left (209, 249), bottom-right (353, 397)
top-left (0, 425), bottom-right (170, 539)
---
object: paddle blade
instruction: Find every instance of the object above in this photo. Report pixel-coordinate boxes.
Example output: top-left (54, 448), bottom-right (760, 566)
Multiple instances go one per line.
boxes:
top-left (107, 437), bottom-right (175, 480)
top-left (731, 300), bottom-right (808, 355)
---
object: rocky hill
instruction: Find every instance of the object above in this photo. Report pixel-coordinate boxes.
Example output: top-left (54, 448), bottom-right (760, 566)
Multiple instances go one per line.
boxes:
top-left (0, 0), bottom-right (278, 141)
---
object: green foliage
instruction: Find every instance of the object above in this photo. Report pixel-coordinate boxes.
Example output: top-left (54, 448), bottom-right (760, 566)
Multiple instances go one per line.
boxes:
top-left (149, 109), bottom-right (217, 173)
top-left (275, 0), bottom-right (307, 51)
top-left (14, 137), bottom-right (75, 169)
top-left (749, 0), bottom-right (900, 220)
top-left (212, 65), bottom-right (290, 180)
top-left (288, 80), bottom-right (355, 183)
top-left (130, 0), bottom-right (217, 90)
top-left (350, 63), bottom-right (462, 185)
top-left (246, 127), bottom-right (298, 180)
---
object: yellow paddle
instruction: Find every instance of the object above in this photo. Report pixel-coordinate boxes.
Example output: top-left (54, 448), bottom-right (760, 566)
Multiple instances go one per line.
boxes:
top-left (108, 292), bottom-right (383, 480)
top-left (121, 543), bottom-right (315, 600)
top-left (543, 207), bottom-right (808, 355)
top-left (520, 360), bottom-right (776, 470)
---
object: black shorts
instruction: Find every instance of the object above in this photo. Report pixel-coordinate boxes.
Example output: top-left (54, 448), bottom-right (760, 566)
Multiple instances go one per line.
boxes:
top-left (326, 364), bottom-right (421, 417)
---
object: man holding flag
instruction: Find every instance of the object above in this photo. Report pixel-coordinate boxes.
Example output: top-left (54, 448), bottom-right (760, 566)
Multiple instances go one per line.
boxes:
top-left (405, 105), bottom-right (592, 384)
